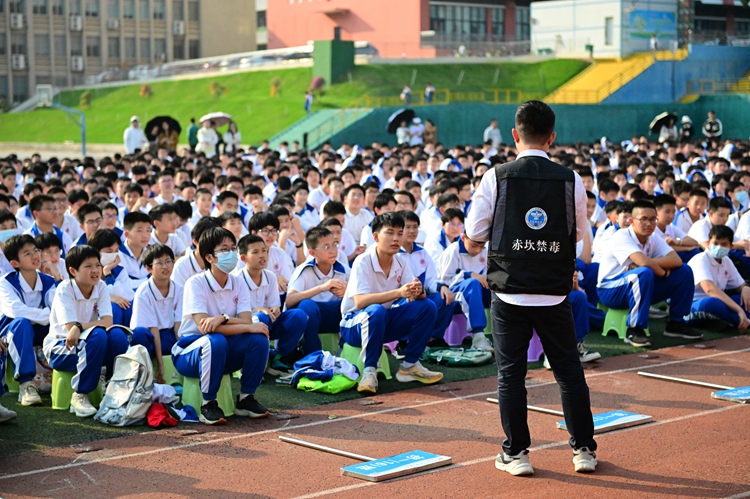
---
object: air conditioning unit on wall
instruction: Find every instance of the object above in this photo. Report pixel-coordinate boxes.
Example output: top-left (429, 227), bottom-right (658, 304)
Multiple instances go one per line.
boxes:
top-left (107, 18), bottom-right (119, 30)
top-left (11, 54), bottom-right (26, 70)
top-left (173, 20), bottom-right (185, 35)
top-left (70, 15), bottom-right (83, 31)
top-left (10, 14), bottom-right (24, 29)
top-left (70, 55), bottom-right (84, 72)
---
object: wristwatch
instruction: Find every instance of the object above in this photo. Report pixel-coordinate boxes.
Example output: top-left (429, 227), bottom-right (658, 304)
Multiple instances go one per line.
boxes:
top-left (296, 242), bottom-right (304, 248)
top-left (73, 322), bottom-right (83, 333)
top-left (221, 314), bottom-right (230, 325)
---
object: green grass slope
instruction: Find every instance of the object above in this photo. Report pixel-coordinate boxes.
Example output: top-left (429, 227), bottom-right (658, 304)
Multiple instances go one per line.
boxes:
top-left (0, 59), bottom-right (587, 146)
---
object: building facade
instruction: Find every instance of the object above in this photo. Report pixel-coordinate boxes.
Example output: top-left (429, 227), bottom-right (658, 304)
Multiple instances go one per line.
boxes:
top-left (0, 0), bottom-right (256, 106)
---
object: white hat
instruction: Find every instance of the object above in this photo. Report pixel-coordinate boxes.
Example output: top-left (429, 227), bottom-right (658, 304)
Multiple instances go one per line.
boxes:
top-left (130, 115), bottom-right (140, 122)
top-left (413, 117), bottom-right (421, 124)
top-left (681, 115), bottom-right (692, 123)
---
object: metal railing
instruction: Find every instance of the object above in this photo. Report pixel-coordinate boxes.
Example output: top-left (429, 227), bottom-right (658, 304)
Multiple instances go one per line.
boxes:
top-left (349, 87), bottom-right (536, 108)
top-left (305, 107), bottom-right (372, 150)
top-left (686, 78), bottom-right (750, 95)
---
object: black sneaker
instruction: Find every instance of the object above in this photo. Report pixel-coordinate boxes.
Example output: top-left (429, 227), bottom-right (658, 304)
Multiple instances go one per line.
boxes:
top-left (624, 327), bottom-right (651, 347)
top-left (266, 355), bottom-right (294, 376)
top-left (199, 399), bottom-right (226, 425)
top-left (664, 321), bottom-right (703, 340)
top-left (235, 394), bottom-right (270, 418)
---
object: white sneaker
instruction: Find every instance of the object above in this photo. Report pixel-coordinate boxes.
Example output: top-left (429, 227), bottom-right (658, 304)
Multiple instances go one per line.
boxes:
top-left (70, 393), bottom-right (97, 417)
top-left (573, 447), bottom-right (598, 472)
top-left (396, 361), bottom-right (444, 385)
top-left (0, 403), bottom-right (17, 423)
top-left (18, 382), bottom-right (42, 406)
top-left (471, 333), bottom-right (494, 352)
top-left (577, 342), bottom-right (602, 363)
top-left (495, 450), bottom-right (534, 476)
top-left (543, 355), bottom-right (551, 370)
top-left (357, 368), bottom-right (378, 394)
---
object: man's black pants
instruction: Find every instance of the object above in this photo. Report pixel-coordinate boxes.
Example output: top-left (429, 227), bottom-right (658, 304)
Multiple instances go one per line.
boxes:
top-left (491, 294), bottom-right (597, 455)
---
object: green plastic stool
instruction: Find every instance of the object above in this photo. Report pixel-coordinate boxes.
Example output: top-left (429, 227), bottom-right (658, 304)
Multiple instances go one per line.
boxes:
top-left (5, 359), bottom-right (19, 394)
top-left (602, 308), bottom-right (650, 339)
top-left (155, 356), bottom-right (183, 386)
top-left (51, 370), bottom-right (103, 410)
top-left (318, 333), bottom-right (341, 355)
top-left (181, 374), bottom-right (235, 416)
top-left (340, 343), bottom-right (392, 380)
top-left (484, 308), bottom-right (492, 335)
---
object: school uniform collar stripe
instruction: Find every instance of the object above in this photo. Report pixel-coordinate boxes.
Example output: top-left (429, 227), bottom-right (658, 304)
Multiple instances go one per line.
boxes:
top-left (204, 269), bottom-right (236, 292)
top-left (458, 237), bottom-right (469, 254)
top-left (300, 256), bottom-right (347, 276)
top-left (70, 278), bottom-right (100, 301)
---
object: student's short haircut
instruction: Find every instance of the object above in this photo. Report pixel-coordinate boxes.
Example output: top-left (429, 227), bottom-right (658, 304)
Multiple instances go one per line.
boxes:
top-left (653, 194), bottom-right (677, 210)
top-left (616, 201), bottom-right (634, 215)
top-left (689, 189), bottom-right (709, 200)
top-left (143, 244), bottom-right (175, 267)
top-left (268, 205), bottom-right (290, 219)
top-left (727, 181), bottom-right (744, 194)
top-left (631, 199), bottom-right (656, 213)
top-left (441, 207), bottom-right (465, 224)
top-left (305, 227), bottom-right (332, 249)
top-left (373, 193), bottom-right (396, 212)
top-left (4, 234), bottom-right (36, 262)
top-left (149, 203), bottom-right (177, 224)
top-left (709, 196), bottom-right (732, 212)
top-left (394, 190), bottom-right (415, 206)
top-left (219, 211), bottom-right (243, 226)
top-left (398, 210), bottom-right (420, 225)
top-left (291, 182), bottom-right (309, 195)
top-left (272, 194), bottom-right (294, 208)
top-left (76, 203), bottom-right (103, 224)
top-left (124, 183), bottom-right (144, 197)
top-left (173, 199), bottom-right (192, 220)
top-left (343, 184), bottom-right (365, 198)
top-left (23, 183), bottom-right (42, 196)
top-left (88, 228), bottom-right (122, 251)
top-left (0, 209), bottom-right (17, 227)
top-left (98, 201), bottom-right (118, 213)
top-left (123, 211), bottom-right (152, 231)
top-left (191, 216), bottom-right (219, 242)
top-left (515, 100), bottom-right (555, 144)
top-left (319, 217), bottom-right (342, 230)
top-left (394, 170), bottom-right (412, 183)
top-left (577, 167), bottom-right (594, 179)
top-left (216, 191), bottom-right (239, 205)
top-left (29, 194), bottom-right (55, 213)
top-left (629, 189), bottom-right (649, 201)
top-left (65, 245), bottom-right (100, 274)
top-left (711, 173), bottom-right (729, 188)
top-left (372, 212), bottom-right (405, 233)
top-left (709, 224), bottom-right (734, 243)
top-left (198, 227), bottom-right (236, 269)
top-left (68, 189), bottom-right (89, 205)
top-left (585, 190), bottom-right (596, 200)
top-left (323, 200), bottom-right (346, 218)
top-left (243, 184), bottom-right (263, 197)
top-left (327, 176), bottom-right (343, 187)
top-left (35, 232), bottom-right (61, 252)
top-left (598, 179), bottom-right (619, 194)
top-left (603, 200), bottom-right (621, 214)
top-left (248, 211), bottom-right (279, 232)
top-left (363, 180), bottom-right (380, 192)
top-left (436, 193), bottom-right (460, 209)
top-left (195, 187), bottom-right (213, 198)
top-left (238, 233), bottom-right (265, 256)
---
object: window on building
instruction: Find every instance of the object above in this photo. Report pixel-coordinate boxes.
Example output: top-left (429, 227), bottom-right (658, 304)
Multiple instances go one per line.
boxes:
top-left (173, 37), bottom-right (184, 59)
top-left (124, 37), bottom-right (135, 57)
top-left (108, 36), bottom-right (119, 57)
top-left (257, 10), bottom-right (266, 28)
top-left (429, 4), bottom-right (486, 40)
top-left (34, 34), bottom-right (50, 55)
top-left (85, 0), bottom-right (99, 17)
top-left (13, 75), bottom-right (28, 103)
top-left (51, 0), bottom-right (63, 14)
top-left (694, 18), bottom-right (726, 32)
top-left (172, 0), bottom-right (183, 20)
top-left (736, 21), bottom-right (750, 34)
top-left (10, 34), bottom-right (25, 55)
top-left (8, 0), bottom-right (23, 14)
top-left (107, 0), bottom-right (118, 18)
top-left (122, 0), bottom-right (133, 17)
top-left (138, 0), bottom-right (148, 19)
top-left (0, 35), bottom-right (6, 56)
top-left (187, 0), bottom-right (198, 21)
top-left (256, 43), bottom-right (267, 50)
top-left (36, 76), bottom-right (51, 84)
top-left (0, 76), bottom-right (8, 104)
top-left (154, 37), bottom-right (166, 59)
top-left (0, 1), bottom-right (5, 12)
top-left (140, 37), bottom-right (150, 58)
top-left (605, 16), bottom-right (613, 45)
top-left (152, 0), bottom-right (164, 19)
top-left (86, 36), bottom-right (101, 57)
top-left (54, 35), bottom-right (66, 56)
top-left (70, 0), bottom-right (81, 15)
top-left (32, 0), bottom-right (47, 15)
top-left (515, 7), bottom-right (530, 41)
top-left (54, 76), bottom-right (67, 87)
top-left (491, 7), bottom-right (504, 39)
top-left (188, 38), bottom-right (199, 58)
top-left (70, 34), bottom-right (83, 55)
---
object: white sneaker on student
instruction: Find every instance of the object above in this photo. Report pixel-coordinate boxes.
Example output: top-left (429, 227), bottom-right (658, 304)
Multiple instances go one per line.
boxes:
top-left (471, 333), bottom-right (494, 352)
top-left (396, 361), bottom-right (444, 384)
top-left (543, 355), bottom-right (551, 370)
top-left (573, 447), bottom-right (598, 472)
top-left (357, 368), bottom-right (378, 394)
top-left (0, 403), bottom-right (17, 423)
top-left (70, 393), bottom-right (97, 417)
top-left (577, 342), bottom-right (601, 363)
top-left (18, 382), bottom-right (42, 406)
top-left (495, 450), bottom-right (534, 476)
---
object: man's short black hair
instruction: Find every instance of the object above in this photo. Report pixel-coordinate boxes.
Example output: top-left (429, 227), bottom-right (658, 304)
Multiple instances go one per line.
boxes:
top-left (653, 194), bottom-right (676, 210)
top-left (65, 245), bottom-right (100, 275)
top-left (88, 228), bottom-right (122, 251)
top-left (143, 244), bottom-right (175, 268)
top-left (373, 193), bottom-right (396, 212)
top-left (0, 209), bottom-right (17, 227)
top-left (191, 216), bottom-right (219, 243)
top-left (709, 196), bottom-right (732, 212)
top-left (173, 199), bottom-right (192, 220)
top-left (631, 199), bottom-right (656, 213)
top-left (617, 201), bottom-right (635, 215)
top-left (149, 203), bottom-right (178, 224)
top-left (689, 189), bottom-right (709, 200)
top-left (709, 225), bottom-right (734, 243)
top-left (372, 212), bottom-right (405, 233)
top-left (29, 194), bottom-right (55, 214)
top-left (34, 232), bottom-right (61, 252)
top-left (124, 183), bottom-right (144, 197)
top-left (323, 200), bottom-right (346, 218)
top-left (441, 207), bottom-right (465, 224)
top-left (436, 193), bottom-right (459, 209)
top-left (319, 217), bottom-right (342, 229)
top-left (514, 100), bottom-right (555, 145)
top-left (216, 191), bottom-right (239, 205)
top-left (219, 211), bottom-right (243, 226)
top-left (238, 233), bottom-right (265, 256)
top-left (198, 227), bottom-right (236, 269)
top-left (598, 179), bottom-right (619, 195)
top-left (394, 190), bottom-right (415, 207)
top-left (123, 211), bottom-right (152, 231)
top-left (67, 189), bottom-right (89, 205)
top-left (248, 212), bottom-right (279, 233)
top-left (76, 203), bottom-right (103, 224)
top-left (305, 227), bottom-right (332, 250)
top-left (343, 184), bottom-right (365, 198)
top-left (268, 205), bottom-right (290, 219)
top-left (398, 210), bottom-right (420, 225)
top-left (4, 234), bottom-right (36, 262)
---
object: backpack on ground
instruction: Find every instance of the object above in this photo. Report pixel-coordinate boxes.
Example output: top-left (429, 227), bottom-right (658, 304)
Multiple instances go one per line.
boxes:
top-left (95, 344), bottom-right (154, 426)
top-left (420, 347), bottom-right (494, 367)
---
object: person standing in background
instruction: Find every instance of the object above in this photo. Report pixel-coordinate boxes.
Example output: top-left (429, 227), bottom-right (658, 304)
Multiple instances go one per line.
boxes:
top-left (187, 118), bottom-right (199, 152)
top-left (124, 116), bottom-right (146, 155)
top-left (703, 110), bottom-right (723, 145)
top-left (483, 119), bottom-right (503, 149)
top-left (409, 118), bottom-right (425, 146)
top-left (400, 86), bottom-right (412, 106)
top-left (423, 119), bottom-right (438, 145)
top-left (304, 91), bottom-right (313, 114)
top-left (223, 121), bottom-right (242, 155)
top-left (425, 83), bottom-right (435, 104)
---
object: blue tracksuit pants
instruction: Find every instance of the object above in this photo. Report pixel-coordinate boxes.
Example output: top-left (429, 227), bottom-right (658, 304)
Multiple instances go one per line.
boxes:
top-left (687, 295), bottom-right (744, 327)
top-left (0, 318), bottom-right (45, 396)
top-left (254, 309), bottom-right (307, 358)
top-left (296, 299), bottom-right (342, 354)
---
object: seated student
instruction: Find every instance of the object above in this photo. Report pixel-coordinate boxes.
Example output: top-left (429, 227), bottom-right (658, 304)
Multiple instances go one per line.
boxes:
top-left (673, 189), bottom-right (708, 234)
top-left (219, 211), bottom-right (245, 244)
top-left (98, 201), bottom-right (124, 238)
top-left (319, 217), bottom-right (354, 269)
top-left (420, 193), bottom-right (461, 237)
top-left (149, 203), bottom-right (187, 258)
top-left (653, 194), bottom-right (701, 262)
top-left (286, 227), bottom-right (349, 355)
top-left (592, 201), bottom-right (631, 263)
top-left (687, 197), bottom-right (733, 249)
top-left (36, 232), bottom-right (66, 282)
top-left (0, 235), bottom-right (57, 407)
top-left (323, 200), bottom-right (362, 263)
top-left (343, 184), bottom-right (373, 246)
top-left (211, 191), bottom-right (247, 232)
top-left (131, 244), bottom-right (182, 383)
top-left (360, 194), bottom-right (397, 247)
top-left (435, 231), bottom-right (492, 350)
top-left (188, 188), bottom-right (214, 229)
top-left (173, 227), bottom-right (271, 424)
top-left (52, 187), bottom-right (85, 242)
top-left (43, 245), bottom-right (149, 417)
top-left (172, 217), bottom-right (219, 287)
top-left (73, 203), bottom-right (103, 246)
top-left (88, 229), bottom-right (135, 327)
top-left (424, 208), bottom-right (464, 262)
top-left (247, 212), bottom-right (294, 296)
top-left (118, 183), bottom-right (146, 225)
top-left (686, 226), bottom-right (750, 332)
top-left (23, 194), bottom-right (73, 258)
top-left (291, 182), bottom-right (320, 233)
top-left (232, 234), bottom-right (306, 374)
top-left (119, 212), bottom-right (153, 289)
top-left (597, 200), bottom-right (701, 347)
top-left (0, 209), bottom-right (20, 273)
top-left (173, 199), bottom-right (193, 248)
top-left (269, 205), bottom-right (304, 266)
top-left (398, 211), bottom-right (459, 346)
top-left (340, 213), bottom-right (442, 394)
top-left (725, 181), bottom-right (747, 232)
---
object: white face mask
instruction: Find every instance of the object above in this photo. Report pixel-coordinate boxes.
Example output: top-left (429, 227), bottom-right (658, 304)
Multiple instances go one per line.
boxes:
top-left (100, 252), bottom-right (118, 266)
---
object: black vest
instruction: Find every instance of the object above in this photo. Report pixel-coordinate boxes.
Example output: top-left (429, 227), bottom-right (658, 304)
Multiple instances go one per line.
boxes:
top-left (487, 156), bottom-right (577, 296)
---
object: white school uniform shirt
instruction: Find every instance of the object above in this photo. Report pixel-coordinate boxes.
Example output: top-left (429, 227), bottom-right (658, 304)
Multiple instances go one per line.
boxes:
top-left (0, 271), bottom-right (55, 324)
top-left (424, 229), bottom-right (452, 263)
top-left (688, 249), bottom-right (744, 301)
top-left (59, 214), bottom-right (83, 242)
top-left (176, 270), bottom-right (252, 339)
top-left (339, 228), bottom-right (357, 257)
top-left (105, 266), bottom-right (135, 301)
top-left (401, 244), bottom-right (444, 294)
top-left (150, 232), bottom-right (187, 258)
top-left (288, 257), bottom-right (350, 303)
top-left (686, 218), bottom-right (715, 245)
top-left (419, 206), bottom-right (443, 238)
top-left (262, 183), bottom-right (278, 203)
top-left (267, 245), bottom-right (294, 281)
top-left (591, 203), bottom-right (607, 226)
top-left (23, 224), bottom-right (74, 256)
top-left (295, 204), bottom-right (320, 234)
top-left (597, 226), bottom-right (674, 284)
top-left (131, 278), bottom-right (183, 330)
top-left (340, 244), bottom-right (415, 316)
top-left (176, 224), bottom-right (192, 248)
top-left (118, 241), bottom-right (150, 289)
top-left (171, 251), bottom-right (203, 287)
top-left (672, 208), bottom-right (701, 234)
top-left (344, 209), bottom-right (373, 246)
top-left (360, 223), bottom-right (375, 248)
top-left (308, 187), bottom-right (329, 211)
top-left (436, 239), bottom-right (488, 288)
top-left (16, 205), bottom-right (34, 229)
top-left (465, 149), bottom-right (589, 307)
top-left (232, 267), bottom-right (281, 309)
top-left (591, 222), bottom-right (620, 263)
top-left (153, 193), bottom-right (184, 206)
top-left (188, 209), bottom-right (210, 229)
top-left (44, 279), bottom-right (112, 355)
top-left (576, 222), bottom-right (594, 258)
top-left (654, 223), bottom-right (686, 242)
top-left (732, 211), bottom-right (750, 241)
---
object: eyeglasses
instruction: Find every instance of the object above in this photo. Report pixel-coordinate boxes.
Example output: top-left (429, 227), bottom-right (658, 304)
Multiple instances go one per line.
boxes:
top-left (53, 198), bottom-right (68, 205)
top-left (20, 248), bottom-right (41, 258)
top-left (633, 217), bottom-right (658, 225)
top-left (259, 229), bottom-right (278, 237)
top-left (313, 242), bottom-right (340, 252)
top-left (447, 222), bottom-right (465, 229)
top-left (103, 214), bottom-right (118, 221)
top-left (151, 258), bottom-right (174, 268)
top-left (347, 193), bottom-right (364, 199)
top-left (40, 206), bottom-right (59, 212)
top-left (213, 247), bottom-right (238, 257)
top-left (404, 225), bottom-right (420, 231)
top-left (84, 217), bottom-right (103, 226)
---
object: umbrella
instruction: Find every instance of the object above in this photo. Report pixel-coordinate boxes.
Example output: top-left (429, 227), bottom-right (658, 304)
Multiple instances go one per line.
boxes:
top-left (200, 112), bottom-right (232, 127)
top-left (386, 108), bottom-right (415, 134)
top-left (649, 112), bottom-right (677, 135)
top-left (145, 116), bottom-right (181, 141)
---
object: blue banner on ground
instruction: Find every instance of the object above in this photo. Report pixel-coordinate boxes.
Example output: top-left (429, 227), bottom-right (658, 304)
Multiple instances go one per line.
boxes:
top-left (712, 386), bottom-right (750, 404)
top-left (557, 410), bottom-right (653, 434)
top-left (341, 450), bottom-right (452, 482)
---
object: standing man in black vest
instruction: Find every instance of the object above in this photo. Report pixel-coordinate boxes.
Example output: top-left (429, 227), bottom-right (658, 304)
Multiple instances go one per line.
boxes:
top-left (466, 101), bottom-right (597, 476)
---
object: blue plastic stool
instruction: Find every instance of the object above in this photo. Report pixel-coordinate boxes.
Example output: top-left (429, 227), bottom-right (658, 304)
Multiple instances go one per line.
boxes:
top-left (5, 359), bottom-right (19, 394)
top-left (340, 343), bottom-right (392, 380)
top-left (181, 374), bottom-right (235, 416)
top-left (51, 370), bottom-right (103, 410)
top-left (602, 308), bottom-right (650, 339)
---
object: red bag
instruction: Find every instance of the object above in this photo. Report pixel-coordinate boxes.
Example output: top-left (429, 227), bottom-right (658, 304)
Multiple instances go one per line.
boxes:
top-left (147, 403), bottom-right (178, 428)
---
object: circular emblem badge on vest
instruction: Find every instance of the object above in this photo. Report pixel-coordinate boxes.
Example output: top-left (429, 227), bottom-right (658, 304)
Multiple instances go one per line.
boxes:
top-left (525, 207), bottom-right (547, 230)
